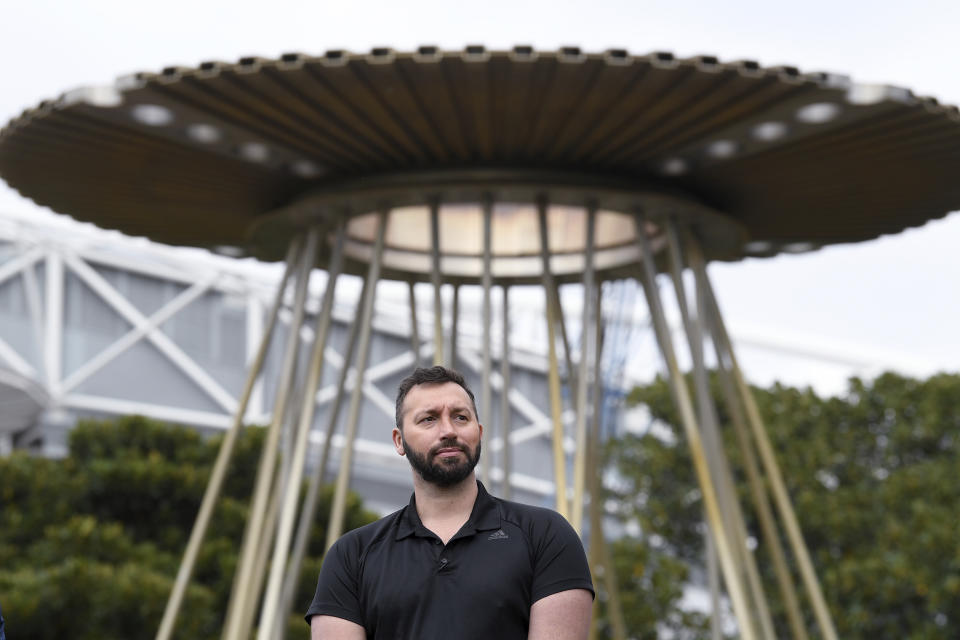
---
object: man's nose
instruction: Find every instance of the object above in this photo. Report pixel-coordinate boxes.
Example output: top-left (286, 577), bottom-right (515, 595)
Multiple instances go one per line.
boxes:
top-left (438, 414), bottom-right (458, 437)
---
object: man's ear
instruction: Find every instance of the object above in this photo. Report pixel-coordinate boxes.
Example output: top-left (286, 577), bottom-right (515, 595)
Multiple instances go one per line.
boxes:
top-left (392, 427), bottom-right (405, 456)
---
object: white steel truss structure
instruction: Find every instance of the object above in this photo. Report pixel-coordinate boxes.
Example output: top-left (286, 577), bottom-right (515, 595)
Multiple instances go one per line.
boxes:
top-left (0, 212), bottom-right (588, 511)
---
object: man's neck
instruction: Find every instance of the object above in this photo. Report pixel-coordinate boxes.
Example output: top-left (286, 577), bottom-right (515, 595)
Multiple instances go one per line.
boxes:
top-left (412, 474), bottom-right (479, 543)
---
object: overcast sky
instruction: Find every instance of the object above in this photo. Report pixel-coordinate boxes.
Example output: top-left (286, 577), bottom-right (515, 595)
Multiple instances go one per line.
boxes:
top-left (1, 0), bottom-right (957, 392)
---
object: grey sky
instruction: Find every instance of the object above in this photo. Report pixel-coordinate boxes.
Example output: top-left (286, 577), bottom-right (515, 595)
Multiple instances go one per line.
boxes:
top-left (1, 0), bottom-right (957, 391)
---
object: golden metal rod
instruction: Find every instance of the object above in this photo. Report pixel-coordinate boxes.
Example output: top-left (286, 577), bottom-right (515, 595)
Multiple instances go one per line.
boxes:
top-left (408, 281), bottom-right (421, 368)
top-left (481, 196), bottom-right (493, 487)
top-left (259, 224), bottom-right (345, 640)
top-left (552, 279), bottom-right (577, 410)
top-left (694, 250), bottom-right (838, 640)
top-left (430, 201), bottom-right (444, 366)
top-left (598, 519), bottom-right (628, 640)
top-left (634, 214), bottom-right (758, 640)
top-left (499, 285), bottom-right (513, 499)
top-left (156, 239), bottom-right (300, 640)
top-left (571, 205), bottom-right (597, 535)
top-left (538, 199), bottom-right (569, 519)
top-left (587, 287), bottom-right (627, 640)
top-left (713, 343), bottom-right (810, 640)
top-left (239, 465), bottom-right (287, 638)
top-left (326, 211), bottom-right (388, 550)
top-left (706, 529), bottom-right (723, 640)
top-left (223, 230), bottom-right (319, 640)
top-left (665, 220), bottom-right (776, 639)
top-left (450, 284), bottom-right (459, 368)
top-left (276, 275), bottom-right (368, 633)
top-left (683, 230), bottom-right (808, 640)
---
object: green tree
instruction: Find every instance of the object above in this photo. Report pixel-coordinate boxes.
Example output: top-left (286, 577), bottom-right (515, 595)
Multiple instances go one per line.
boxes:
top-left (0, 415), bottom-right (378, 639)
top-left (598, 372), bottom-right (960, 639)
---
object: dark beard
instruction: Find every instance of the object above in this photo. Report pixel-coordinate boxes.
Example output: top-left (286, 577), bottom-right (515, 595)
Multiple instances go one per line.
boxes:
top-left (402, 435), bottom-right (481, 487)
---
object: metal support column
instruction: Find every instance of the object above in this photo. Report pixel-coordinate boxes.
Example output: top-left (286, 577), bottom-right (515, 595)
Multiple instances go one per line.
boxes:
top-left (450, 284), bottom-right (459, 369)
top-left (156, 241), bottom-right (300, 640)
top-left (691, 240), bottom-right (838, 640)
top-left (408, 281), bottom-right (421, 368)
top-left (277, 274), bottom-right (368, 631)
top-left (587, 293), bottom-right (626, 640)
top-left (634, 214), bottom-right (758, 640)
top-left (499, 285), bottom-right (512, 499)
top-left (711, 322), bottom-right (809, 640)
top-left (480, 197), bottom-right (493, 486)
top-left (430, 201), bottom-right (444, 366)
top-left (571, 205), bottom-right (597, 535)
top-left (259, 224), bottom-right (346, 640)
top-left (326, 211), bottom-right (388, 550)
top-left (665, 220), bottom-right (776, 639)
top-left (538, 199), bottom-right (569, 519)
top-left (223, 229), bottom-right (319, 640)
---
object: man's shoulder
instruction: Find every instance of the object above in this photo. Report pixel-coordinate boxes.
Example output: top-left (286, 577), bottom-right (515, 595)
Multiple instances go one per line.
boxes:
top-left (493, 494), bottom-right (570, 532)
top-left (333, 505), bottom-right (405, 552)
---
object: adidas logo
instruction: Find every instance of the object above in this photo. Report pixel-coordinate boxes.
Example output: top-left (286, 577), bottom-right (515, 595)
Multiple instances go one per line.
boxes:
top-left (488, 529), bottom-right (509, 540)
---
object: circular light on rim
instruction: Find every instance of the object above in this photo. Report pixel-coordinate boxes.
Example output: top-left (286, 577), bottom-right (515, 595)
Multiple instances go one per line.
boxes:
top-left (706, 139), bottom-right (738, 159)
top-left (187, 123), bottom-right (221, 144)
top-left (752, 121), bottom-right (788, 142)
top-left (743, 240), bottom-right (773, 253)
top-left (239, 142), bottom-right (270, 163)
top-left (661, 158), bottom-right (688, 176)
top-left (292, 160), bottom-right (323, 179)
top-left (783, 242), bottom-right (816, 253)
top-left (131, 104), bottom-right (174, 127)
top-left (796, 102), bottom-right (841, 124)
top-left (213, 245), bottom-right (245, 258)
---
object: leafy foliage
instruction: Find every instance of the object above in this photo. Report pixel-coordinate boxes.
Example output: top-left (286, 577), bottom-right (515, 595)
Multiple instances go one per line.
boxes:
top-left (0, 415), bottom-right (378, 639)
top-left (596, 372), bottom-right (960, 639)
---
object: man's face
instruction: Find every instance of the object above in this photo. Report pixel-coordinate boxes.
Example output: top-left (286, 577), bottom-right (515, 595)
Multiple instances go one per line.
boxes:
top-left (392, 381), bottom-right (482, 487)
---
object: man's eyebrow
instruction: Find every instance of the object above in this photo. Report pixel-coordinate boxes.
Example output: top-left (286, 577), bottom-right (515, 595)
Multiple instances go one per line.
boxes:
top-left (411, 406), bottom-right (440, 419)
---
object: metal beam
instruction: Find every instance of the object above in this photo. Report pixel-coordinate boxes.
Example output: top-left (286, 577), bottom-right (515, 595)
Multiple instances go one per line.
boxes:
top-left (259, 224), bottom-right (345, 640)
top-left (155, 240), bottom-right (299, 640)
top-left (481, 196), bottom-right (493, 487)
top-left (222, 229), bottom-right (318, 640)
top-left (634, 213), bottom-right (758, 640)
top-left (60, 275), bottom-right (217, 394)
top-left (326, 211), bottom-right (388, 549)
top-left (275, 270), bottom-right (369, 630)
top-left (571, 205), bottom-right (597, 535)
top-left (664, 220), bottom-right (776, 639)
top-left (0, 246), bottom-right (44, 287)
top-left (44, 250), bottom-right (64, 401)
top-left (430, 200), bottom-right (444, 366)
top-left (692, 242), bottom-right (838, 640)
top-left (538, 199), bottom-right (569, 520)
top-left (499, 285), bottom-right (512, 499)
top-left (450, 284), bottom-right (459, 369)
top-left (408, 281), bottom-right (420, 369)
top-left (63, 252), bottom-right (238, 413)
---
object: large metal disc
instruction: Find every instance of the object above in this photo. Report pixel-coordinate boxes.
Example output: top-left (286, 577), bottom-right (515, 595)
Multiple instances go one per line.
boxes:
top-left (2, 46), bottom-right (959, 272)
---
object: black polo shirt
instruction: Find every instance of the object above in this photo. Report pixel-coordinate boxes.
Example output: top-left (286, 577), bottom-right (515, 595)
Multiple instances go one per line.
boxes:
top-left (306, 481), bottom-right (594, 639)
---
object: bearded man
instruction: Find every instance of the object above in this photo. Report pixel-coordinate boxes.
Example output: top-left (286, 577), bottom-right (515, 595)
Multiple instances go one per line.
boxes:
top-left (306, 366), bottom-right (593, 639)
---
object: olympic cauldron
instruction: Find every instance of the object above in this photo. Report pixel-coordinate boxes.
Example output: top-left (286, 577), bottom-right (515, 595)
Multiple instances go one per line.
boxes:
top-left (3, 46), bottom-right (960, 640)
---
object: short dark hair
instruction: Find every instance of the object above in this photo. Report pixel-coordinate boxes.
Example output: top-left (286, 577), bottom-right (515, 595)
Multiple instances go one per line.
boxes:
top-left (395, 366), bottom-right (478, 430)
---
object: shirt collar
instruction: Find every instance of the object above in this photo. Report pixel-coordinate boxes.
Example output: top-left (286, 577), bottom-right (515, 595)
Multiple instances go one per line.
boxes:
top-left (395, 480), bottom-right (501, 541)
